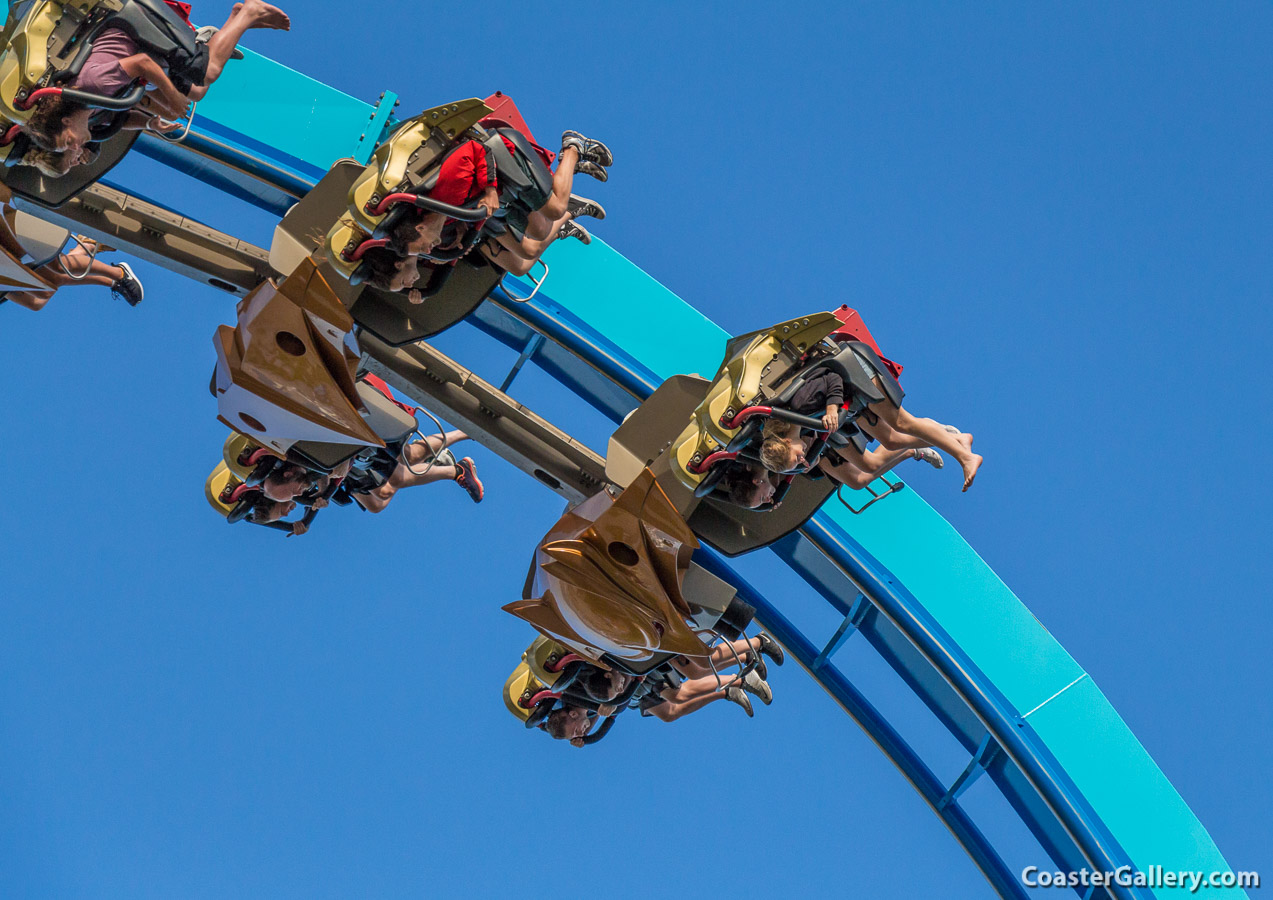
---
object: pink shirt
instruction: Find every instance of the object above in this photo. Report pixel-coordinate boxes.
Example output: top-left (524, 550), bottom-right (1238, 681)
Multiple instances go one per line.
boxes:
top-left (72, 28), bottom-right (147, 97)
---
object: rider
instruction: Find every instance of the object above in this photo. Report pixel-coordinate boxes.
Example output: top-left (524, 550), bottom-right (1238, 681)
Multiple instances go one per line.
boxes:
top-left (0, 204), bottom-right (143, 309)
top-left (719, 463), bottom-right (781, 510)
top-left (543, 635), bottom-right (785, 746)
top-left (22, 1), bottom-right (290, 164)
top-left (757, 362), bottom-right (981, 490)
top-left (364, 129), bottom-right (612, 292)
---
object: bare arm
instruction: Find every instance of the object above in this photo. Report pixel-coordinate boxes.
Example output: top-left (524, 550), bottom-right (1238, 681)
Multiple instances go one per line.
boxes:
top-left (113, 109), bottom-right (180, 135)
top-left (117, 54), bottom-right (188, 117)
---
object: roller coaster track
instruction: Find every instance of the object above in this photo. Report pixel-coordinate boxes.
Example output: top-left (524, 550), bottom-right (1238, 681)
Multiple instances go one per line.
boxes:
top-left (19, 46), bottom-right (1245, 900)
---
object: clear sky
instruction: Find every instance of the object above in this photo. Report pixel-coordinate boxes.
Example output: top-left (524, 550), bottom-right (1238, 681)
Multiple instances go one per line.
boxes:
top-left (1, 2), bottom-right (1270, 898)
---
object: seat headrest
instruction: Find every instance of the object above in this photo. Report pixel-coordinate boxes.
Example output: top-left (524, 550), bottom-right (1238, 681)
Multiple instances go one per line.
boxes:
top-left (204, 461), bottom-right (238, 517)
top-left (525, 701), bottom-right (554, 730)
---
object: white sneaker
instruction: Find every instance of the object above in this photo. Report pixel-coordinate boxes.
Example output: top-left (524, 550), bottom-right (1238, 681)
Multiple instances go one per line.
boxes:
top-left (742, 669), bottom-right (773, 705)
top-left (914, 447), bottom-right (944, 470)
top-left (725, 686), bottom-right (754, 717)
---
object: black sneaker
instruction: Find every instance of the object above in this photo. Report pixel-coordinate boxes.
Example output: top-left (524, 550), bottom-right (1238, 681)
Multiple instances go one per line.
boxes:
top-left (455, 457), bottom-right (484, 503)
top-left (111, 262), bottom-right (144, 306)
top-left (574, 160), bottom-right (608, 183)
top-left (756, 632), bottom-right (785, 666)
top-left (558, 221), bottom-right (592, 245)
top-left (561, 130), bottom-right (614, 167)
top-left (567, 194), bottom-right (606, 221)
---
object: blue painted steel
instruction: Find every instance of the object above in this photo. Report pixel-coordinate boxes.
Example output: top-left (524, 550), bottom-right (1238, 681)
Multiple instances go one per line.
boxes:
top-left (351, 92), bottom-right (401, 164)
top-left (133, 47), bottom-right (393, 216)
top-left (811, 593), bottom-right (868, 671)
top-left (691, 551), bottom-right (1031, 900)
top-left (476, 281), bottom-right (1145, 894)
top-left (940, 733), bottom-right (997, 811)
top-left (498, 332), bottom-right (546, 393)
top-left (477, 279), bottom-right (1241, 899)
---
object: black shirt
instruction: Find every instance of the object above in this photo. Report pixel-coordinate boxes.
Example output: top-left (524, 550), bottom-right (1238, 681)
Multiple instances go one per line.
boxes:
top-left (787, 370), bottom-right (845, 417)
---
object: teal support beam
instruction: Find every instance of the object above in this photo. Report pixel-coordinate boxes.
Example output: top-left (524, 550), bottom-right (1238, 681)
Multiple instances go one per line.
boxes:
top-left (351, 91), bottom-right (401, 164)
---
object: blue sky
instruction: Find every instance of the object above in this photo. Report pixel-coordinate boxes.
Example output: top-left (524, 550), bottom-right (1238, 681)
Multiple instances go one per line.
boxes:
top-left (1, 2), bottom-right (1270, 897)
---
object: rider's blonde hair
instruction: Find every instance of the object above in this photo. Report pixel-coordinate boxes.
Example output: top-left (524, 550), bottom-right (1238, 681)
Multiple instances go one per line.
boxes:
top-left (759, 436), bottom-right (793, 473)
top-left (21, 146), bottom-right (73, 178)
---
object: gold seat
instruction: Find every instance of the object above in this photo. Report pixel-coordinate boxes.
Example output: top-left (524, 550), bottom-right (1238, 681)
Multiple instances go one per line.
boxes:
top-left (221, 431), bottom-right (278, 480)
top-left (346, 99), bottom-right (492, 235)
top-left (204, 460), bottom-right (241, 518)
top-left (0, 1), bottom-right (123, 123)
top-left (523, 636), bottom-right (584, 689)
top-left (502, 662), bottom-right (550, 725)
top-left (666, 312), bottom-right (846, 492)
top-left (322, 214), bottom-right (368, 282)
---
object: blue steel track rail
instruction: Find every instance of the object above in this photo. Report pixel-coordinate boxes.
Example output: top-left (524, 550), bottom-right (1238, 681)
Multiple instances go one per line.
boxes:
top-left (468, 286), bottom-right (1140, 900)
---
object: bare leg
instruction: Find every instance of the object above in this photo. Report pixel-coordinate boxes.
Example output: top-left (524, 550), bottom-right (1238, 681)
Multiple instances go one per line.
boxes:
top-left (518, 212), bottom-right (553, 254)
top-left (39, 252), bottom-right (123, 289)
top-left (708, 637), bottom-right (762, 670)
top-left (389, 440), bottom-right (460, 490)
top-left (6, 289), bottom-right (55, 311)
top-left (410, 429), bottom-right (468, 456)
top-left (671, 673), bottom-right (741, 700)
top-left (533, 146), bottom-right (579, 226)
top-left (516, 211), bottom-right (572, 258)
top-left (868, 387), bottom-right (982, 491)
top-left (351, 483), bottom-right (394, 513)
top-left (437, 429), bottom-right (468, 451)
top-left (479, 239), bottom-right (536, 277)
top-left (494, 229), bottom-right (536, 261)
top-left (191, 1), bottom-right (291, 98)
top-left (646, 692), bottom-right (728, 723)
top-left (861, 419), bottom-right (930, 451)
top-left (671, 638), bottom-right (763, 686)
top-left (818, 445), bottom-right (916, 490)
top-left (480, 221), bottom-right (570, 277)
top-left (354, 464), bottom-right (458, 514)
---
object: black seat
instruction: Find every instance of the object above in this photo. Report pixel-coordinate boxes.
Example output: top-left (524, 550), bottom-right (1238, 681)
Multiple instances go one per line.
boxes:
top-left (0, 128), bottom-right (139, 208)
top-left (94, 0), bottom-right (203, 90)
top-left (694, 341), bottom-right (900, 508)
top-left (32, 0), bottom-right (200, 104)
top-left (484, 127), bottom-right (553, 201)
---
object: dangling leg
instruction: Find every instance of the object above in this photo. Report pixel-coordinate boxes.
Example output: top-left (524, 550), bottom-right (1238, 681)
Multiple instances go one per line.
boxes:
top-left (645, 689), bottom-right (727, 722)
top-left (350, 481), bottom-right (396, 513)
top-left (6, 289), bottom-right (56, 311)
top-left (533, 146), bottom-right (579, 226)
top-left (479, 218), bottom-right (578, 277)
top-left (861, 418), bottom-right (930, 450)
top-left (818, 445), bottom-right (922, 490)
top-left (190, 1), bottom-right (291, 99)
top-left (478, 240), bottom-right (531, 277)
top-left (649, 673), bottom-right (759, 720)
top-left (39, 250), bottom-right (124, 289)
top-left (389, 440), bottom-right (461, 491)
top-left (868, 386), bottom-right (982, 491)
top-left (436, 429), bottom-right (469, 452)
top-left (516, 211), bottom-right (574, 258)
